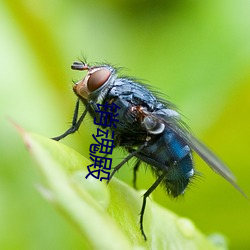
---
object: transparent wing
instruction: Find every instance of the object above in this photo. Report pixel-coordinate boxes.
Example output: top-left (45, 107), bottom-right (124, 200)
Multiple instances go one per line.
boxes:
top-left (147, 110), bottom-right (247, 198)
top-left (168, 121), bottom-right (247, 198)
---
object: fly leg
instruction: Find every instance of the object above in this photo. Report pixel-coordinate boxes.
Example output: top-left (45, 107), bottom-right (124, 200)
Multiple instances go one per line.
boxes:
top-left (140, 172), bottom-right (167, 240)
top-left (133, 160), bottom-right (141, 189)
top-left (107, 143), bottom-right (146, 184)
top-left (52, 99), bottom-right (89, 141)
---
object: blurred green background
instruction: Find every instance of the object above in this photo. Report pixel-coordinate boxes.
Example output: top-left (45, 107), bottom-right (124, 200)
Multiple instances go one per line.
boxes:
top-left (1, 0), bottom-right (250, 249)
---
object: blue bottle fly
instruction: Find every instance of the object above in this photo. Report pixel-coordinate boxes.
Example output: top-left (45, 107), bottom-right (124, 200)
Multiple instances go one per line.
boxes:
top-left (52, 60), bottom-right (246, 240)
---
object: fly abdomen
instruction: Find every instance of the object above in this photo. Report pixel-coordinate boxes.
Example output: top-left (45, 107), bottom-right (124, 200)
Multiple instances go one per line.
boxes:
top-left (163, 129), bottom-right (194, 196)
top-left (166, 129), bottom-right (191, 161)
top-left (164, 153), bottom-right (194, 197)
top-left (136, 128), bottom-right (194, 197)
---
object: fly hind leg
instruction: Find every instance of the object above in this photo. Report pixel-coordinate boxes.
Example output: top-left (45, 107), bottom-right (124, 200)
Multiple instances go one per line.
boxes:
top-left (140, 172), bottom-right (167, 240)
top-left (133, 160), bottom-right (141, 189)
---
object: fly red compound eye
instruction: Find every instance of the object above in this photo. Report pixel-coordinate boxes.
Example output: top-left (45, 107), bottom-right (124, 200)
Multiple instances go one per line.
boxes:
top-left (87, 68), bottom-right (111, 92)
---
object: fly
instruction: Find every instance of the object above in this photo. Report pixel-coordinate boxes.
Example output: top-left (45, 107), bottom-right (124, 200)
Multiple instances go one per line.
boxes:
top-left (52, 60), bottom-right (247, 240)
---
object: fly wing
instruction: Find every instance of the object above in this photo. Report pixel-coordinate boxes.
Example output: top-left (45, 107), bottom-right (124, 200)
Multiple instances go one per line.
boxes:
top-left (149, 110), bottom-right (247, 198)
top-left (169, 122), bottom-right (247, 198)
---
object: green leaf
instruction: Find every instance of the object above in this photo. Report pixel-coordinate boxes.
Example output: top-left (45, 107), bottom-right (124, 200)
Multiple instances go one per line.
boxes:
top-left (18, 127), bottom-right (227, 250)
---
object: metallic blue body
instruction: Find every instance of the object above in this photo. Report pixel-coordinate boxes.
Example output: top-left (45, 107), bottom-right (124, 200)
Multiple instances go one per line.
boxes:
top-left (88, 75), bottom-right (194, 196)
top-left (53, 61), bottom-right (245, 240)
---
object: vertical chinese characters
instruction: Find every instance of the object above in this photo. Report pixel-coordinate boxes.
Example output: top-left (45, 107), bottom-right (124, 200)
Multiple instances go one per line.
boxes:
top-left (85, 102), bottom-right (120, 181)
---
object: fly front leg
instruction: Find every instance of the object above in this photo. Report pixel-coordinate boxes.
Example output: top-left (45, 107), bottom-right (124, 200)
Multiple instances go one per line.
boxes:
top-left (52, 99), bottom-right (90, 141)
